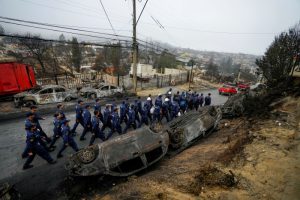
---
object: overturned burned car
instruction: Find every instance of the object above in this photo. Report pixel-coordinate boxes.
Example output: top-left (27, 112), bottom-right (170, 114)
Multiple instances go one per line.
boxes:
top-left (66, 106), bottom-right (222, 177)
top-left (221, 93), bottom-right (246, 118)
top-left (167, 106), bottom-right (222, 150)
top-left (66, 127), bottom-right (169, 176)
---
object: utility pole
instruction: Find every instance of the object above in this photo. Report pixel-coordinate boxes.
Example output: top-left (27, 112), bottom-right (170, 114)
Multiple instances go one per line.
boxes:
top-left (132, 0), bottom-right (138, 92)
top-left (188, 59), bottom-right (194, 89)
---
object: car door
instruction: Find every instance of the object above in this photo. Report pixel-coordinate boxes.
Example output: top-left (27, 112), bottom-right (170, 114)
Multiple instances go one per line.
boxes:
top-left (54, 87), bottom-right (67, 102)
top-left (110, 85), bottom-right (118, 95)
top-left (38, 88), bottom-right (55, 104)
top-left (98, 86), bottom-right (110, 97)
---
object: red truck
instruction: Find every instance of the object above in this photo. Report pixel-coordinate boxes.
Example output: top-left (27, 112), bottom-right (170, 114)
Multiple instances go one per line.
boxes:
top-left (0, 62), bottom-right (37, 97)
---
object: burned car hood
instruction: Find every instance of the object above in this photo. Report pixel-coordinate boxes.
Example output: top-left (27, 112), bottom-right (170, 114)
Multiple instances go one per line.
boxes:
top-left (66, 127), bottom-right (169, 176)
top-left (14, 91), bottom-right (34, 98)
top-left (80, 87), bottom-right (97, 93)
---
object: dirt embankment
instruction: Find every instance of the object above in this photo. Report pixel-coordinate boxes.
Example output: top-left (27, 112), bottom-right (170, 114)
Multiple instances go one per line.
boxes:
top-left (81, 96), bottom-right (299, 200)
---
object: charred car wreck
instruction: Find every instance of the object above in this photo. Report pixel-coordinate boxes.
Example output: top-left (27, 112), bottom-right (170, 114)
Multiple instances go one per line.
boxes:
top-left (66, 106), bottom-right (222, 177)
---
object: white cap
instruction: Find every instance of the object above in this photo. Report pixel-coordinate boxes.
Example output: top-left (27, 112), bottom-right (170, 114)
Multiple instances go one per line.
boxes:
top-left (165, 98), bottom-right (169, 102)
top-left (147, 97), bottom-right (151, 101)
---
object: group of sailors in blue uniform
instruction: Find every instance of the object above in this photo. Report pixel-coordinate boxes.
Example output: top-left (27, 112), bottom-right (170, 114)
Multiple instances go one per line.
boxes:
top-left (21, 88), bottom-right (212, 170)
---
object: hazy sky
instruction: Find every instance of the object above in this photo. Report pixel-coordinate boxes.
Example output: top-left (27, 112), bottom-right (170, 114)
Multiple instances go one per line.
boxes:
top-left (0, 0), bottom-right (299, 55)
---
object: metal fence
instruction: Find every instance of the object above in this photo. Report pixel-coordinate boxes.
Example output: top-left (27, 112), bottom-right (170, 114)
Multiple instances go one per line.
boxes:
top-left (36, 71), bottom-right (189, 90)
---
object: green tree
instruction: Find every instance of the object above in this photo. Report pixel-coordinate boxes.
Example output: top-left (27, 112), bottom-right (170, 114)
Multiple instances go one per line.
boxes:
top-left (256, 22), bottom-right (300, 86)
top-left (71, 37), bottom-right (82, 72)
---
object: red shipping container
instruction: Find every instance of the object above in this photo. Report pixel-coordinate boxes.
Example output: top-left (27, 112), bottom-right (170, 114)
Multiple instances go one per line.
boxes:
top-left (0, 62), bottom-right (37, 96)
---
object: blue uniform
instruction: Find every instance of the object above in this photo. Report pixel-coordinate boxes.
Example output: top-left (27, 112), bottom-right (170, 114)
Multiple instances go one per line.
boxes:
top-left (101, 107), bottom-right (112, 131)
top-left (23, 129), bottom-right (54, 169)
top-left (57, 124), bottom-right (79, 157)
top-left (89, 115), bottom-right (105, 145)
top-left (120, 102), bottom-right (127, 124)
top-left (179, 95), bottom-right (187, 113)
top-left (153, 105), bottom-right (161, 123)
top-left (107, 111), bottom-right (122, 139)
top-left (123, 108), bottom-right (137, 133)
top-left (125, 100), bottom-right (130, 116)
top-left (49, 117), bottom-right (62, 148)
top-left (31, 112), bottom-right (51, 143)
top-left (111, 102), bottom-right (117, 113)
top-left (155, 96), bottom-right (163, 107)
top-left (171, 102), bottom-right (179, 119)
top-left (134, 100), bottom-right (141, 123)
top-left (137, 99), bottom-right (142, 115)
top-left (94, 102), bottom-right (101, 112)
top-left (144, 100), bottom-right (152, 121)
top-left (138, 106), bottom-right (149, 127)
top-left (173, 93), bottom-right (180, 104)
top-left (161, 102), bottom-right (170, 122)
top-left (194, 94), bottom-right (200, 111)
top-left (56, 109), bottom-right (66, 119)
top-left (71, 104), bottom-right (84, 133)
top-left (199, 95), bottom-right (204, 107)
top-left (204, 96), bottom-right (211, 106)
top-left (23, 119), bottom-right (48, 153)
top-left (80, 108), bottom-right (92, 140)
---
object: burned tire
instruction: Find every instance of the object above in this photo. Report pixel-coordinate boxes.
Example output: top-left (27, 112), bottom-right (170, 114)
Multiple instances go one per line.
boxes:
top-left (115, 92), bottom-right (123, 98)
top-left (65, 96), bottom-right (72, 102)
top-left (25, 100), bottom-right (35, 107)
top-left (169, 129), bottom-right (185, 149)
top-left (76, 147), bottom-right (98, 164)
top-left (89, 93), bottom-right (97, 99)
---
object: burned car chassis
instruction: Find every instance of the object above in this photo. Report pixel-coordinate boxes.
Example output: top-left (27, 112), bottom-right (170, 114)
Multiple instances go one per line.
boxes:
top-left (66, 106), bottom-right (222, 177)
top-left (66, 128), bottom-right (169, 177)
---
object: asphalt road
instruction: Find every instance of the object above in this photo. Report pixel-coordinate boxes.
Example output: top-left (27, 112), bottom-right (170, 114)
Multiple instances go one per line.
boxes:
top-left (0, 89), bottom-right (228, 200)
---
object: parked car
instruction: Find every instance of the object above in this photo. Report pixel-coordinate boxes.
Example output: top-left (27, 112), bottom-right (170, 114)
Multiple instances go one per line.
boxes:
top-left (237, 82), bottom-right (250, 91)
top-left (14, 85), bottom-right (78, 107)
top-left (218, 85), bottom-right (237, 95)
top-left (80, 84), bottom-right (124, 99)
top-left (66, 127), bottom-right (169, 176)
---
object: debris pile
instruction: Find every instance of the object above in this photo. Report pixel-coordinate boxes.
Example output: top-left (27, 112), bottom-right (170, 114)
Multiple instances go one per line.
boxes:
top-left (187, 165), bottom-right (238, 195)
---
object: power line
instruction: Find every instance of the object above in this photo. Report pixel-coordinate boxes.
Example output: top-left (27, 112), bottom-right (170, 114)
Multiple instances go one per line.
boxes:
top-left (0, 33), bottom-right (133, 49)
top-left (0, 20), bottom-right (125, 42)
top-left (136, 0), bottom-right (149, 25)
top-left (0, 16), bottom-right (167, 51)
top-left (0, 20), bottom-right (170, 54)
top-left (98, 0), bottom-right (118, 38)
top-left (18, 0), bottom-right (128, 24)
top-left (0, 16), bottom-right (132, 39)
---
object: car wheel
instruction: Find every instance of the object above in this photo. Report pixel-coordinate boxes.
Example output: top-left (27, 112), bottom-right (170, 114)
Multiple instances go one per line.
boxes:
top-left (115, 92), bottom-right (123, 98)
top-left (89, 93), bottom-right (97, 99)
top-left (219, 91), bottom-right (222, 95)
top-left (65, 96), bottom-right (72, 102)
top-left (76, 146), bottom-right (99, 164)
top-left (25, 100), bottom-right (35, 107)
top-left (169, 129), bottom-right (185, 149)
